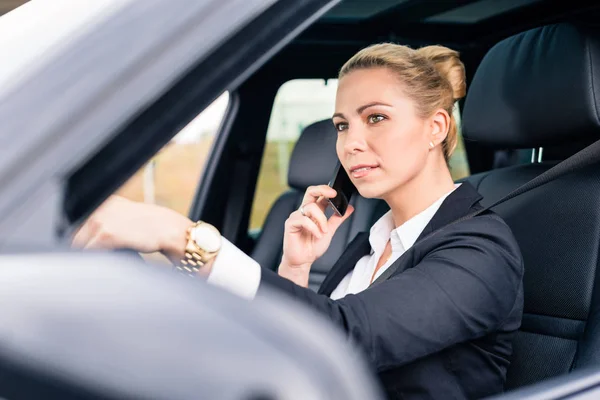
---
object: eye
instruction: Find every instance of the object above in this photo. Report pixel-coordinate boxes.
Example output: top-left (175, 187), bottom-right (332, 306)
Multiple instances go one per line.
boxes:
top-left (335, 122), bottom-right (349, 132)
top-left (368, 114), bottom-right (386, 124)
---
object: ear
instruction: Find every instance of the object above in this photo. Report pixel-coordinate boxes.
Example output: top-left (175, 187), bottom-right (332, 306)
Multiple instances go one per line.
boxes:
top-left (429, 109), bottom-right (451, 147)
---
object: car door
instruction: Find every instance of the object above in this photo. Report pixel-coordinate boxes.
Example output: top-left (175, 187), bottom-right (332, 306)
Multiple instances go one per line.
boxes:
top-left (0, 1), bottom-right (389, 399)
top-left (0, 0), bottom-right (341, 249)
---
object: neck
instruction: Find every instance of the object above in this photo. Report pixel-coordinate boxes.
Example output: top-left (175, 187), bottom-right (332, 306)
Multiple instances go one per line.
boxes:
top-left (384, 158), bottom-right (455, 228)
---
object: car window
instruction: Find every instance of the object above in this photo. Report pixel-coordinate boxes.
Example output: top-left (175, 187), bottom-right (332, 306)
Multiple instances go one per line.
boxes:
top-left (116, 92), bottom-right (229, 216)
top-left (449, 104), bottom-right (470, 180)
top-left (249, 80), bottom-right (470, 232)
top-left (249, 79), bottom-right (338, 231)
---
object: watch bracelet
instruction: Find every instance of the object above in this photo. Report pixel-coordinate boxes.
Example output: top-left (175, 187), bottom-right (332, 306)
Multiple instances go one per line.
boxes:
top-left (174, 250), bottom-right (206, 277)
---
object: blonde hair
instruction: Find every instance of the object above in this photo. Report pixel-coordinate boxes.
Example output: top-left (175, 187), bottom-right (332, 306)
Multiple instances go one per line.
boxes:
top-left (339, 43), bottom-right (466, 161)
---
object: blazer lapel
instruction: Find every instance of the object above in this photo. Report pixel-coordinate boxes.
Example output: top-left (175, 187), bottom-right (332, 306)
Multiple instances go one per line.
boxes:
top-left (415, 182), bottom-right (483, 242)
top-left (318, 232), bottom-right (371, 296)
top-left (370, 182), bottom-right (484, 287)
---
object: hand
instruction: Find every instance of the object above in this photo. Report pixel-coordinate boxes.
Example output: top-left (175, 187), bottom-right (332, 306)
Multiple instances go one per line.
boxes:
top-left (280, 185), bottom-right (354, 280)
top-left (72, 195), bottom-right (192, 262)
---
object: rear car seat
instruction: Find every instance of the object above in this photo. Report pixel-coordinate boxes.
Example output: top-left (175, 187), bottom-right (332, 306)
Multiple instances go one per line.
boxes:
top-left (250, 120), bottom-right (387, 290)
top-left (462, 23), bottom-right (600, 389)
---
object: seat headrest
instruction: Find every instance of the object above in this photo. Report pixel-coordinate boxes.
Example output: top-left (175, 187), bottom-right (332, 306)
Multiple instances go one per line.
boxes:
top-left (463, 23), bottom-right (600, 148)
top-left (288, 119), bottom-right (339, 190)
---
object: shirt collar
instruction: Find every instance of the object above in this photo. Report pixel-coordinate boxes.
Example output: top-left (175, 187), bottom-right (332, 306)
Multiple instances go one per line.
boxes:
top-left (368, 209), bottom-right (395, 256)
top-left (368, 184), bottom-right (461, 254)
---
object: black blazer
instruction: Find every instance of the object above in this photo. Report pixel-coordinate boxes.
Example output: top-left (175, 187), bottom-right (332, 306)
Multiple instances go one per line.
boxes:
top-left (258, 182), bottom-right (524, 399)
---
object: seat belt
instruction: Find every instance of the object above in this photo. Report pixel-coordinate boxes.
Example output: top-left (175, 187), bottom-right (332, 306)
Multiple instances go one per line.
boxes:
top-left (371, 138), bottom-right (600, 286)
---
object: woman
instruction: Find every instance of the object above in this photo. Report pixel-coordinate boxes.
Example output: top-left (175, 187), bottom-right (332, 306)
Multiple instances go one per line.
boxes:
top-left (74, 44), bottom-right (524, 399)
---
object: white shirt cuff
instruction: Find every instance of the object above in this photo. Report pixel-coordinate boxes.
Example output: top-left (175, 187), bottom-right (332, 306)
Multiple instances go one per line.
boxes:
top-left (206, 237), bottom-right (261, 299)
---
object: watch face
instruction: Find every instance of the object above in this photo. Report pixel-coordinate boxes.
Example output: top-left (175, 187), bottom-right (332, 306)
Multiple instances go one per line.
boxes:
top-left (191, 224), bottom-right (222, 253)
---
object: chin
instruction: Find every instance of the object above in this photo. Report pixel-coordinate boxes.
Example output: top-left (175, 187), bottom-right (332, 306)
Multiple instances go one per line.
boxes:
top-left (355, 184), bottom-right (388, 200)
top-left (355, 177), bottom-right (406, 200)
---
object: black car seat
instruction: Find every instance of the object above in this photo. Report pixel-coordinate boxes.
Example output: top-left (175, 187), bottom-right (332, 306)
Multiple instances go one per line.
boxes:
top-left (251, 120), bottom-right (387, 290)
top-left (462, 23), bottom-right (600, 389)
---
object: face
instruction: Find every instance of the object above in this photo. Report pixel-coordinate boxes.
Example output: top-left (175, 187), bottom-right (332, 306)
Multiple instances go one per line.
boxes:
top-left (333, 67), bottom-right (447, 199)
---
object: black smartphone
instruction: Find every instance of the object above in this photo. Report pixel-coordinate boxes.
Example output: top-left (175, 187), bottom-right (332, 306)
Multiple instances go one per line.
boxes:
top-left (328, 162), bottom-right (356, 216)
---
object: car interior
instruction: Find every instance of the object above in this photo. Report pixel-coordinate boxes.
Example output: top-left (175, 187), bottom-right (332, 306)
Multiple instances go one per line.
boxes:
top-left (5, 0), bottom-right (600, 397)
top-left (253, 21), bottom-right (600, 392)
top-left (181, 1), bottom-right (600, 393)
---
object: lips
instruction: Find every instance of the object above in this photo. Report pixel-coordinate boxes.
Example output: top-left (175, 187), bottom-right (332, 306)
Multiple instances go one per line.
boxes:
top-left (350, 164), bottom-right (379, 179)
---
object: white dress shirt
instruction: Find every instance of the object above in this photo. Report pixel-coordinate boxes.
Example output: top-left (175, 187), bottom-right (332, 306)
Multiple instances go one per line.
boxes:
top-left (208, 185), bottom-right (459, 299)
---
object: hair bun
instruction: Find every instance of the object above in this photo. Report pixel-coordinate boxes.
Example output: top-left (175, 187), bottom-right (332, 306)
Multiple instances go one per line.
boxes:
top-left (416, 45), bottom-right (466, 101)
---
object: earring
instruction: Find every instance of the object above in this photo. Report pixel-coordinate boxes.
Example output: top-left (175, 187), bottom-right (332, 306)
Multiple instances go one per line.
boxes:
top-left (429, 141), bottom-right (435, 149)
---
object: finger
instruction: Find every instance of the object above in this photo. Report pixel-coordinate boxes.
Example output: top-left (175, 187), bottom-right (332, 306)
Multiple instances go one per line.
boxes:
top-left (302, 185), bottom-right (337, 206)
top-left (315, 195), bottom-right (331, 213)
top-left (72, 219), bottom-right (96, 248)
top-left (288, 213), bottom-right (323, 239)
top-left (83, 234), bottom-right (108, 250)
top-left (327, 205), bottom-right (355, 232)
top-left (81, 226), bottom-right (118, 250)
top-left (302, 202), bottom-right (329, 234)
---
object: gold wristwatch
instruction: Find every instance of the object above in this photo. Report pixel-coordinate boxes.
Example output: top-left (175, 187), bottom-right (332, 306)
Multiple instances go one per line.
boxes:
top-left (174, 221), bottom-right (222, 277)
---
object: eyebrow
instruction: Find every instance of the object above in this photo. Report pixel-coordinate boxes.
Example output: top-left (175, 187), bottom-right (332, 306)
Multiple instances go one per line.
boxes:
top-left (332, 102), bottom-right (393, 120)
top-left (357, 102), bottom-right (392, 114)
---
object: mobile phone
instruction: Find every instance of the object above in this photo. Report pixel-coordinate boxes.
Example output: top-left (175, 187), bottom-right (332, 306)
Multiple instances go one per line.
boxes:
top-left (328, 162), bottom-right (356, 216)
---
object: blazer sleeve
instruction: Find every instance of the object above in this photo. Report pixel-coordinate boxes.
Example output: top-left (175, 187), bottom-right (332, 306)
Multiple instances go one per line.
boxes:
top-left (257, 215), bottom-right (524, 371)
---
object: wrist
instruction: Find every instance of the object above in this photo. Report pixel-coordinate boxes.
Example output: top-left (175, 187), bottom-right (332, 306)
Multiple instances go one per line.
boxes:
top-left (198, 258), bottom-right (216, 277)
top-left (159, 209), bottom-right (194, 263)
top-left (164, 214), bottom-right (223, 279)
top-left (278, 260), bottom-right (312, 287)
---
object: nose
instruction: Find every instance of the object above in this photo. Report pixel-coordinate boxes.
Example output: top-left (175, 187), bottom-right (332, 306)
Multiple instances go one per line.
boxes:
top-left (343, 126), bottom-right (368, 155)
